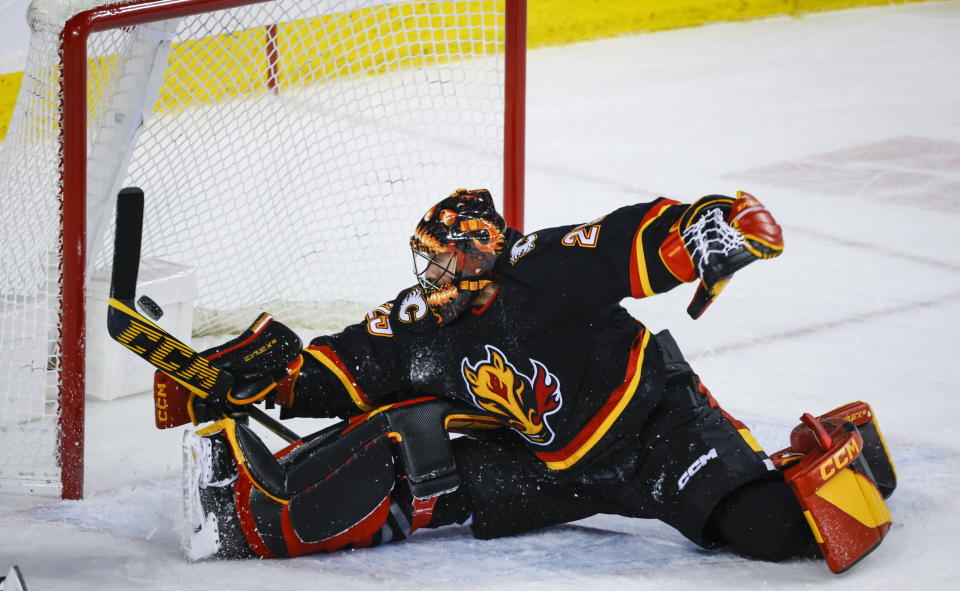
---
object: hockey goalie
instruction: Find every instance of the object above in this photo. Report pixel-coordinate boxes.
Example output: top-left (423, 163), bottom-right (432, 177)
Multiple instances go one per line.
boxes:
top-left (154, 190), bottom-right (895, 573)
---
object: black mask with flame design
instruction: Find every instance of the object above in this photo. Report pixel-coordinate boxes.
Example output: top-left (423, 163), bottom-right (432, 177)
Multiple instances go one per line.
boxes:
top-left (410, 189), bottom-right (506, 325)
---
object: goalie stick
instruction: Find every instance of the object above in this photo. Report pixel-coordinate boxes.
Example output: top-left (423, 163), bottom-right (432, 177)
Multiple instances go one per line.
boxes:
top-left (106, 187), bottom-right (300, 443)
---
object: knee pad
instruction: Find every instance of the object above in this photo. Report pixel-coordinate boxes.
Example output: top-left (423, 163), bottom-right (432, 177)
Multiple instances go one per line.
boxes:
top-left (710, 478), bottom-right (819, 562)
top-left (771, 403), bottom-right (894, 573)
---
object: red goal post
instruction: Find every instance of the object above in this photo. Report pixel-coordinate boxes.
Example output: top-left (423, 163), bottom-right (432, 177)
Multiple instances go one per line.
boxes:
top-left (1, 0), bottom-right (525, 500)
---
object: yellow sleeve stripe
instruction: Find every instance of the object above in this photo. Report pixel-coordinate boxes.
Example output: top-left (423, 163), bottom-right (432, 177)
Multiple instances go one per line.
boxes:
top-left (631, 202), bottom-right (678, 298)
top-left (305, 347), bottom-right (373, 412)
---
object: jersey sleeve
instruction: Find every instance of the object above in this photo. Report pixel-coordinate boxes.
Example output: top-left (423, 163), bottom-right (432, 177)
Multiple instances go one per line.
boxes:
top-left (280, 287), bottom-right (427, 420)
top-left (512, 198), bottom-right (704, 305)
top-left (610, 197), bottom-right (698, 299)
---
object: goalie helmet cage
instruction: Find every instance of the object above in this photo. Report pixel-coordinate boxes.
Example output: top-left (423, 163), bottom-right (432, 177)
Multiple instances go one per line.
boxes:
top-left (0, 0), bottom-right (526, 499)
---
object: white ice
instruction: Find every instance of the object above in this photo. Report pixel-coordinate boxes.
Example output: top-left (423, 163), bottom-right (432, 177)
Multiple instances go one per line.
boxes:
top-left (3, 2), bottom-right (960, 589)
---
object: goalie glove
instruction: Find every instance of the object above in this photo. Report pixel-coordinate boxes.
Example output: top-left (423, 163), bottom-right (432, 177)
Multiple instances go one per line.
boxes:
top-left (679, 191), bottom-right (784, 319)
top-left (154, 313), bottom-right (303, 428)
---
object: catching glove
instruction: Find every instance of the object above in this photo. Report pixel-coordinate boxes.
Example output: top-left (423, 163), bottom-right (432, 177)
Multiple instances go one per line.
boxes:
top-left (679, 191), bottom-right (783, 318)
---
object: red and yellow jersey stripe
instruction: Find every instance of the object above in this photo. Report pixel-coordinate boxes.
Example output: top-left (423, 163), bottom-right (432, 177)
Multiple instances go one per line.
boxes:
top-left (535, 329), bottom-right (652, 471)
top-left (305, 345), bottom-right (375, 412)
top-left (629, 199), bottom-right (684, 298)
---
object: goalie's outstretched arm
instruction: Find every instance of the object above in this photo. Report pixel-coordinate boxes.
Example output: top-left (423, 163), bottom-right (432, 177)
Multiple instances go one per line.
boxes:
top-left (548, 192), bottom-right (783, 320)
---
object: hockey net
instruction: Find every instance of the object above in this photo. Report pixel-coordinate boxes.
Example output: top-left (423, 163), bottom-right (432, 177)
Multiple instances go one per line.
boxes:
top-left (0, 0), bottom-right (524, 498)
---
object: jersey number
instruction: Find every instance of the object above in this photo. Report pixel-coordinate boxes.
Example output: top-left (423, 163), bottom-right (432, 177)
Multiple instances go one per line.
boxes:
top-left (366, 303), bottom-right (393, 337)
top-left (561, 223), bottom-right (601, 248)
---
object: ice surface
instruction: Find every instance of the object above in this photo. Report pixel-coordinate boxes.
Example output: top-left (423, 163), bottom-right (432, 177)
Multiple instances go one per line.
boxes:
top-left (3, 2), bottom-right (960, 588)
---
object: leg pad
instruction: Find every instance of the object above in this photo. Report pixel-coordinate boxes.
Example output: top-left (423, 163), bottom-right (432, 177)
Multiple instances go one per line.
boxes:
top-left (187, 398), bottom-right (470, 558)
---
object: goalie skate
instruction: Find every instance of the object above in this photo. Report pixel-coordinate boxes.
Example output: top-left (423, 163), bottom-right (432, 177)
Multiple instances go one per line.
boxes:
top-left (182, 430), bottom-right (251, 561)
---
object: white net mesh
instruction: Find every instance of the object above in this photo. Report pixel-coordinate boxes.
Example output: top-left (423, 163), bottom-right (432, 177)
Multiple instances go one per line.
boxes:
top-left (0, 0), bottom-right (509, 496)
top-left (681, 208), bottom-right (745, 278)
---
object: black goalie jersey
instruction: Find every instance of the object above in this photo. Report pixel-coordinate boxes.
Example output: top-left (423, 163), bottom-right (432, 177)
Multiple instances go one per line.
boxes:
top-left (285, 198), bottom-right (703, 474)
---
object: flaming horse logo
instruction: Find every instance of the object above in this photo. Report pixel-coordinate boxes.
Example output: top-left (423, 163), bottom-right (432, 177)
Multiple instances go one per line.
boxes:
top-left (461, 345), bottom-right (563, 445)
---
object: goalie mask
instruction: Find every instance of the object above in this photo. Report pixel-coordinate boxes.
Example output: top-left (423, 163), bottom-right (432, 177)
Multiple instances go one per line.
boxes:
top-left (411, 189), bottom-right (506, 325)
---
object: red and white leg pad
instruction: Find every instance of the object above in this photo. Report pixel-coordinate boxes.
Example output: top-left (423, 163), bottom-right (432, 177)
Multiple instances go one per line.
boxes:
top-left (771, 403), bottom-right (894, 573)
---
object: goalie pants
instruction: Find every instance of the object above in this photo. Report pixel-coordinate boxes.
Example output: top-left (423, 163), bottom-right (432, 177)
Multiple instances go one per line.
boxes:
top-left (442, 368), bottom-right (818, 561)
